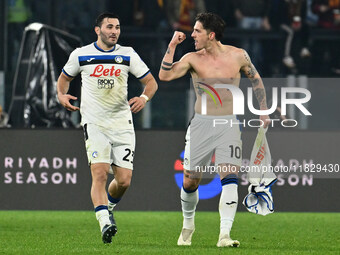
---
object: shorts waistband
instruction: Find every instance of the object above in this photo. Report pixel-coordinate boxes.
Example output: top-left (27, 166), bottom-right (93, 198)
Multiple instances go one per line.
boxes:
top-left (194, 113), bottom-right (238, 120)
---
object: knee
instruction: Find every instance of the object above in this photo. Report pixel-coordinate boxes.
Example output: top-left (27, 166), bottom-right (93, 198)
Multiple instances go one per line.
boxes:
top-left (183, 177), bottom-right (199, 191)
top-left (116, 176), bottom-right (131, 189)
top-left (91, 166), bottom-right (108, 184)
top-left (182, 170), bottom-right (200, 190)
top-left (93, 172), bottom-right (107, 184)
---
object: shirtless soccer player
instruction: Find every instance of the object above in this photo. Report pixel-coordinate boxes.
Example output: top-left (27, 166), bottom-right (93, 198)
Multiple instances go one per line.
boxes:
top-left (159, 12), bottom-right (270, 247)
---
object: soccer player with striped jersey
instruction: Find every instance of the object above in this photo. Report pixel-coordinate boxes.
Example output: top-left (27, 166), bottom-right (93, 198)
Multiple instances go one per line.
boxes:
top-left (57, 12), bottom-right (158, 244)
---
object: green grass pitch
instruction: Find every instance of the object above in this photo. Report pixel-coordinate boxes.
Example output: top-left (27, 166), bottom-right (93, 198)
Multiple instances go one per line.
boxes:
top-left (0, 211), bottom-right (339, 254)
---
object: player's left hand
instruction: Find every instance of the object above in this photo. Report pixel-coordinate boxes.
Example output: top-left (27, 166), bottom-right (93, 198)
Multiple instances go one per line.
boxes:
top-left (129, 96), bottom-right (147, 113)
top-left (260, 115), bottom-right (271, 129)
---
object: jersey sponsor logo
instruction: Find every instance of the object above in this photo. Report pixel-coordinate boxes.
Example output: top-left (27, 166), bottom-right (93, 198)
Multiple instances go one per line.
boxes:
top-left (90, 64), bottom-right (121, 77)
top-left (98, 78), bottom-right (114, 89)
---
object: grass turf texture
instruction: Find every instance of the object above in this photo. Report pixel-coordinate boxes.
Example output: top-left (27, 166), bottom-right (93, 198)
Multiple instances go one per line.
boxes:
top-left (0, 211), bottom-right (339, 254)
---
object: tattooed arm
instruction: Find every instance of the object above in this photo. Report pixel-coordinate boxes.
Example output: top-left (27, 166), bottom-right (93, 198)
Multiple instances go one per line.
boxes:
top-left (158, 31), bottom-right (192, 81)
top-left (240, 49), bottom-right (270, 127)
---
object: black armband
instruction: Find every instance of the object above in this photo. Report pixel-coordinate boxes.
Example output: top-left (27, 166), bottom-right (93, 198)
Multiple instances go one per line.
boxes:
top-left (162, 61), bottom-right (172, 66)
top-left (161, 66), bottom-right (172, 71)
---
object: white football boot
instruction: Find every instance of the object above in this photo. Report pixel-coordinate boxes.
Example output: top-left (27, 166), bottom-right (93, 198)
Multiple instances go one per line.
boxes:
top-left (177, 228), bottom-right (195, 246)
top-left (217, 234), bottom-right (240, 247)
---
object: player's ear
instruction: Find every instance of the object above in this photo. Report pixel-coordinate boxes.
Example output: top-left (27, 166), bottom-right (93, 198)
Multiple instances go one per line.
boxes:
top-left (209, 32), bottom-right (215, 40)
top-left (94, 26), bottom-right (100, 36)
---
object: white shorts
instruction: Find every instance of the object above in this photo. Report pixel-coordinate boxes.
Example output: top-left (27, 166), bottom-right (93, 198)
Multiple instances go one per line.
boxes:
top-left (83, 123), bottom-right (135, 171)
top-left (183, 114), bottom-right (242, 170)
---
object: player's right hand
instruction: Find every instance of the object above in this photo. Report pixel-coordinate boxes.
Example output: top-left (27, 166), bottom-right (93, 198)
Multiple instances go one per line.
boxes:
top-left (58, 93), bottom-right (80, 111)
top-left (169, 31), bottom-right (186, 46)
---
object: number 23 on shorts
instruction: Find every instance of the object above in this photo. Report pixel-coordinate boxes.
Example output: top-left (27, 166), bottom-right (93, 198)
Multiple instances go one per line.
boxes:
top-left (123, 148), bottom-right (134, 163)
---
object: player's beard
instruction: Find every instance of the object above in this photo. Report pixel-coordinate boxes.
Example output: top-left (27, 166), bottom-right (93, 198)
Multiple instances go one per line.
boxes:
top-left (100, 31), bottom-right (117, 48)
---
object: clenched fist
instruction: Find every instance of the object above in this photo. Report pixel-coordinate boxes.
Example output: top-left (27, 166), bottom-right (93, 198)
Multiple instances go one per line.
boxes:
top-left (169, 31), bottom-right (186, 47)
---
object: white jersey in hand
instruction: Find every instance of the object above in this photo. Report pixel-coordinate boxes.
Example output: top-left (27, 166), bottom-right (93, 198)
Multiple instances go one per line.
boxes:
top-left (62, 42), bottom-right (150, 129)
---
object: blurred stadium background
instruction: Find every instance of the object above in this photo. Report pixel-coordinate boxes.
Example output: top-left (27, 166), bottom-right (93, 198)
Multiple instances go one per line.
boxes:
top-left (1, 0), bottom-right (340, 129)
top-left (0, 0), bottom-right (339, 253)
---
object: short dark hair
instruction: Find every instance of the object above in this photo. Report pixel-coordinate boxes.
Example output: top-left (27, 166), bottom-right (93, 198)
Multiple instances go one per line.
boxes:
top-left (95, 12), bottom-right (120, 27)
top-left (195, 13), bottom-right (226, 41)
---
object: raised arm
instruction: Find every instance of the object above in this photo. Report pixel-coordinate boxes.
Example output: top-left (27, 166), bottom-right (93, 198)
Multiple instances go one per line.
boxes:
top-left (57, 72), bottom-right (80, 111)
top-left (158, 31), bottom-right (192, 81)
top-left (240, 50), bottom-right (270, 127)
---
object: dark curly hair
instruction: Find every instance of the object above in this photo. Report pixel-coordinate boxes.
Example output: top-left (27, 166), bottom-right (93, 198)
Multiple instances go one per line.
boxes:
top-left (195, 13), bottom-right (226, 41)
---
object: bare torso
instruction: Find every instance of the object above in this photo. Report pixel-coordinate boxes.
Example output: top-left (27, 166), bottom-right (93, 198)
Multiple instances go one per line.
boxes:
top-left (189, 45), bottom-right (242, 115)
